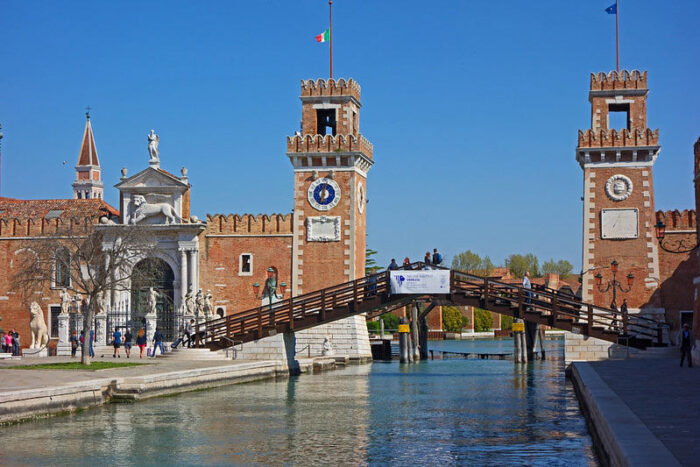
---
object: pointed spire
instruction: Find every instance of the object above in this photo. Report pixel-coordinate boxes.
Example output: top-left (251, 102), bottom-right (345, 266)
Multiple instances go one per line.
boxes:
top-left (78, 113), bottom-right (100, 167)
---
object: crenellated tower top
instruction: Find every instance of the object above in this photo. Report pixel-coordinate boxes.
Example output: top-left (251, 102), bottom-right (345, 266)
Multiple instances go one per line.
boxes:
top-left (577, 70), bottom-right (659, 168)
top-left (288, 77), bottom-right (373, 173)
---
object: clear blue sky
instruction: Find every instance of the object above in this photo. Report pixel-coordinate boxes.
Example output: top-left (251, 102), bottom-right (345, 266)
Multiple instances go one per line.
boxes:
top-left (1, 1), bottom-right (698, 272)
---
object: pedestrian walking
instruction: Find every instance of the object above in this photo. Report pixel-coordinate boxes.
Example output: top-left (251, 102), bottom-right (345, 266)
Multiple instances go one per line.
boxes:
top-left (136, 328), bottom-right (147, 358)
top-left (6, 330), bottom-right (14, 354)
top-left (13, 331), bottom-right (19, 356)
top-left (2, 331), bottom-right (8, 353)
top-left (112, 327), bottom-right (122, 358)
top-left (432, 249), bottom-right (443, 266)
top-left (388, 259), bottom-right (399, 271)
top-left (680, 323), bottom-right (694, 368)
top-left (151, 327), bottom-right (164, 358)
top-left (124, 329), bottom-right (133, 358)
top-left (70, 330), bottom-right (78, 358)
top-left (88, 329), bottom-right (95, 358)
top-left (184, 319), bottom-right (195, 348)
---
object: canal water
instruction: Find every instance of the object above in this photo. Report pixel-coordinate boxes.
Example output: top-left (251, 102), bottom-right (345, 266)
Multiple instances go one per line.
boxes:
top-left (2, 338), bottom-right (597, 466)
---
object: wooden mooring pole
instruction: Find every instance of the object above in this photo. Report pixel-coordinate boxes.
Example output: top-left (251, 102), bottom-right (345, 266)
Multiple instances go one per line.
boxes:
top-left (398, 317), bottom-right (410, 364)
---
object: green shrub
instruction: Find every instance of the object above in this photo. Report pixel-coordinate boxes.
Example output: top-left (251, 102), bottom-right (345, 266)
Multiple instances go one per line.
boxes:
top-left (473, 308), bottom-right (493, 332)
top-left (442, 306), bottom-right (469, 332)
top-left (367, 320), bottom-right (380, 332)
top-left (501, 314), bottom-right (513, 330)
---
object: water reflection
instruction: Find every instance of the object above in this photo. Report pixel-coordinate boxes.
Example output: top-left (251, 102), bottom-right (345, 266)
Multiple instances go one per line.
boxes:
top-left (1, 339), bottom-right (595, 466)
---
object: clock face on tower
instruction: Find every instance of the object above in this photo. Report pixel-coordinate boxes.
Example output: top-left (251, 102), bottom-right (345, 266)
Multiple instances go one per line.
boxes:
top-left (308, 177), bottom-right (341, 211)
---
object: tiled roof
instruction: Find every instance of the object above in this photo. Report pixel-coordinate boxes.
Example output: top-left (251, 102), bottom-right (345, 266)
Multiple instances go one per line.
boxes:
top-left (0, 197), bottom-right (118, 219)
top-left (77, 118), bottom-right (100, 166)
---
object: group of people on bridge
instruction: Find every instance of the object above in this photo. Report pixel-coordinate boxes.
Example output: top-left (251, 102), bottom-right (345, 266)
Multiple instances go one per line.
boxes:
top-left (387, 248), bottom-right (444, 271)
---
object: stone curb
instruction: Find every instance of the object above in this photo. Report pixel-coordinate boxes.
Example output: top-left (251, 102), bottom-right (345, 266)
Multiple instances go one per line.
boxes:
top-left (570, 362), bottom-right (680, 467)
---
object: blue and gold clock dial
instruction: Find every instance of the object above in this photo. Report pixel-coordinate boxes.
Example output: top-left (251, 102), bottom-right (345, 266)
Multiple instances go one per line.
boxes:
top-left (308, 178), bottom-right (341, 211)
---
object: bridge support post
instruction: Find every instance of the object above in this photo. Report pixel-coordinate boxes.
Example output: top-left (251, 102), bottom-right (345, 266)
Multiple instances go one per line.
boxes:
top-left (419, 314), bottom-right (429, 361)
top-left (398, 317), bottom-right (410, 364)
top-left (525, 321), bottom-right (538, 360)
top-left (379, 319), bottom-right (385, 339)
top-left (411, 303), bottom-right (420, 361)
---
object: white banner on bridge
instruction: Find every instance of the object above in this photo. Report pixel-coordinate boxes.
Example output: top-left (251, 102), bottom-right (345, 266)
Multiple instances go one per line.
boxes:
top-left (389, 270), bottom-right (450, 294)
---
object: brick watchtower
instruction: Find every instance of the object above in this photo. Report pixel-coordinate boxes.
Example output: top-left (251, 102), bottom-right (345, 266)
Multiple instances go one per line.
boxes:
top-left (577, 70), bottom-right (661, 313)
top-left (287, 78), bottom-right (373, 295)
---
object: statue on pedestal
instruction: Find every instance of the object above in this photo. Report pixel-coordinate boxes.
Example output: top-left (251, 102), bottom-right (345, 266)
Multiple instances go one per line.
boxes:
top-left (185, 288), bottom-right (195, 315)
top-left (29, 302), bottom-right (49, 349)
top-left (147, 129), bottom-right (159, 164)
top-left (59, 288), bottom-right (71, 315)
top-left (204, 290), bottom-right (213, 318)
top-left (195, 289), bottom-right (204, 316)
top-left (146, 287), bottom-right (160, 316)
top-left (322, 335), bottom-right (334, 356)
top-left (74, 293), bottom-right (83, 313)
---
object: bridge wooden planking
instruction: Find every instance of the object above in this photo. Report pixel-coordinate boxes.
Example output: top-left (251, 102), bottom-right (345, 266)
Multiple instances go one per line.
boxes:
top-left (195, 263), bottom-right (663, 350)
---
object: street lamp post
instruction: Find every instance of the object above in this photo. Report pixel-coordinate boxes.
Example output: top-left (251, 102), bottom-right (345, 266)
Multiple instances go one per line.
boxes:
top-left (253, 267), bottom-right (287, 327)
top-left (595, 259), bottom-right (634, 335)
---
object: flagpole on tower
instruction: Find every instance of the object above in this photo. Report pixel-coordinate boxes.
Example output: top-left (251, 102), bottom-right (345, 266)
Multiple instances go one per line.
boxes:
top-left (329, 0), bottom-right (333, 79)
top-left (615, 0), bottom-right (620, 72)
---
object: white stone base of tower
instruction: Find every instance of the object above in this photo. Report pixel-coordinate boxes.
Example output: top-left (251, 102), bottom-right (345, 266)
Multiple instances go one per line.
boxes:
top-left (235, 315), bottom-right (372, 368)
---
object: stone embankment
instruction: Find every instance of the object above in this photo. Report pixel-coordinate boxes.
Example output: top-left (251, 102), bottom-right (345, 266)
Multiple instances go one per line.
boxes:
top-left (0, 354), bottom-right (356, 425)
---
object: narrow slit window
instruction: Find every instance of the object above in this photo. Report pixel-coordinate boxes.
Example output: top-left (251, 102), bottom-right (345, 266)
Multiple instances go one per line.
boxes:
top-left (239, 253), bottom-right (253, 276)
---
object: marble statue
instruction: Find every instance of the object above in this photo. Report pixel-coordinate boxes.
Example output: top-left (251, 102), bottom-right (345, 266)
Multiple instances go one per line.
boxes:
top-left (29, 302), bottom-right (49, 349)
top-left (204, 290), bottom-right (213, 317)
top-left (146, 287), bottom-right (160, 315)
top-left (74, 293), bottom-right (83, 313)
top-left (59, 288), bottom-right (71, 315)
top-left (130, 195), bottom-right (183, 225)
top-left (322, 335), bottom-right (334, 356)
top-left (195, 289), bottom-right (204, 316)
top-left (185, 288), bottom-right (195, 315)
top-left (147, 129), bottom-right (159, 163)
top-left (96, 291), bottom-right (106, 315)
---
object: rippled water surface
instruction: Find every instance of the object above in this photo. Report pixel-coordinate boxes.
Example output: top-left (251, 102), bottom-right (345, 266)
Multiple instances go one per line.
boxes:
top-left (2, 338), bottom-right (597, 466)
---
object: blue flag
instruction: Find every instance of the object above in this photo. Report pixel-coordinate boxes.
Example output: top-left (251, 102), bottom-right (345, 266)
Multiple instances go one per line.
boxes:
top-left (605, 3), bottom-right (617, 14)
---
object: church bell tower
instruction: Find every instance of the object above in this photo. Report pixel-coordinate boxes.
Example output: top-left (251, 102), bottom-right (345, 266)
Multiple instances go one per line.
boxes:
top-left (287, 78), bottom-right (373, 295)
top-left (72, 112), bottom-right (103, 200)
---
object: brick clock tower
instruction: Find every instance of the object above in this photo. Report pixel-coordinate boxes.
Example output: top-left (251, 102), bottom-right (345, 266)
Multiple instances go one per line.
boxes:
top-left (577, 70), bottom-right (662, 315)
top-left (285, 78), bottom-right (373, 360)
top-left (287, 78), bottom-right (373, 295)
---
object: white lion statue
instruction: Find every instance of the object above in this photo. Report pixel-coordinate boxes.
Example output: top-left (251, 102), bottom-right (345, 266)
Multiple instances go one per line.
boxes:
top-left (130, 195), bottom-right (183, 225)
top-left (29, 301), bottom-right (49, 349)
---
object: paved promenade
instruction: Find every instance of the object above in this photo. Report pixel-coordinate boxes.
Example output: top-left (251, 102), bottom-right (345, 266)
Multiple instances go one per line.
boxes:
top-left (573, 356), bottom-right (700, 466)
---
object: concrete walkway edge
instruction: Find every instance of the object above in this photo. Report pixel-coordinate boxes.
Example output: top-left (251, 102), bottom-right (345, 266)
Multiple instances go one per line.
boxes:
top-left (570, 362), bottom-right (680, 467)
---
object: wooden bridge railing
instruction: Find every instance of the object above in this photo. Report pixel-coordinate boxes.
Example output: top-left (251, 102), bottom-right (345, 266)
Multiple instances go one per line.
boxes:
top-left (194, 262), bottom-right (663, 350)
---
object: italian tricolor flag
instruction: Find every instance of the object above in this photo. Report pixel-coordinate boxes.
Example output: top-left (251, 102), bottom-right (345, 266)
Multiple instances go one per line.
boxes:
top-left (315, 28), bottom-right (330, 43)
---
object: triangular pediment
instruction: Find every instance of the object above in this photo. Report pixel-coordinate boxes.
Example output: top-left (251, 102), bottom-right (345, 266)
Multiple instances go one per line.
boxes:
top-left (115, 167), bottom-right (188, 192)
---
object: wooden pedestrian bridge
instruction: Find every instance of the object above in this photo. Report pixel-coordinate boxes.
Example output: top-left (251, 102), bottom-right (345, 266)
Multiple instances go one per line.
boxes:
top-left (195, 263), bottom-right (665, 351)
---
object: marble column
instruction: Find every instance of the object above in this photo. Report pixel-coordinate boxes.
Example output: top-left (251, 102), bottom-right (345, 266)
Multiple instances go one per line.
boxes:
top-left (180, 248), bottom-right (188, 302)
top-left (187, 250), bottom-right (195, 296)
top-left (193, 249), bottom-right (200, 293)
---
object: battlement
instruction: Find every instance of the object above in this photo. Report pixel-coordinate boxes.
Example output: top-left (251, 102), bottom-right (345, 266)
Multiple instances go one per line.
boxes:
top-left (205, 213), bottom-right (293, 235)
top-left (590, 70), bottom-right (647, 91)
top-left (656, 209), bottom-right (697, 231)
top-left (578, 128), bottom-right (659, 148)
top-left (287, 134), bottom-right (373, 158)
top-left (301, 78), bottom-right (361, 101)
top-left (0, 215), bottom-right (101, 237)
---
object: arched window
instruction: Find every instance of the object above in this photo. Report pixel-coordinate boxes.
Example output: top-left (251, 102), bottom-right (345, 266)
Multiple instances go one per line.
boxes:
top-left (54, 248), bottom-right (71, 288)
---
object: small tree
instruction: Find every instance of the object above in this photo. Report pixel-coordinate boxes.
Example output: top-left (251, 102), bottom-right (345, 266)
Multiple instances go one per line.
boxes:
top-left (473, 308), bottom-right (493, 332)
top-left (12, 222), bottom-right (166, 365)
top-left (542, 259), bottom-right (574, 277)
top-left (500, 314), bottom-right (513, 331)
top-left (506, 253), bottom-right (540, 278)
top-left (452, 250), bottom-right (494, 277)
top-left (442, 306), bottom-right (468, 332)
top-left (365, 248), bottom-right (378, 276)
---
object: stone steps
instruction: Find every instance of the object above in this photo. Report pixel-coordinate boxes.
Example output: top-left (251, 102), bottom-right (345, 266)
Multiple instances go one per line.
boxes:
top-left (159, 348), bottom-right (232, 361)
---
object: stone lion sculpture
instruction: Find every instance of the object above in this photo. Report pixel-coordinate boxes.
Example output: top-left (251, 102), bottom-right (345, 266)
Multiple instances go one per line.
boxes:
top-left (130, 195), bottom-right (183, 225)
top-left (29, 301), bottom-right (49, 349)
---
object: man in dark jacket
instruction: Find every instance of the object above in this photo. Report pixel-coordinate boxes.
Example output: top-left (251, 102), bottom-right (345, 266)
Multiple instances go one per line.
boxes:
top-left (151, 328), bottom-right (165, 358)
top-left (680, 323), bottom-right (694, 368)
top-left (388, 259), bottom-right (399, 271)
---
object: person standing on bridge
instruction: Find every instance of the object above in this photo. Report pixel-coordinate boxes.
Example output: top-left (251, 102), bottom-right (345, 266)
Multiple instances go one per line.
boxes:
top-left (523, 272), bottom-right (532, 308)
top-left (680, 323), bottom-right (694, 368)
top-left (424, 252), bottom-right (432, 268)
top-left (432, 249), bottom-right (443, 266)
top-left (388, 259), bottom-right (399, 270)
